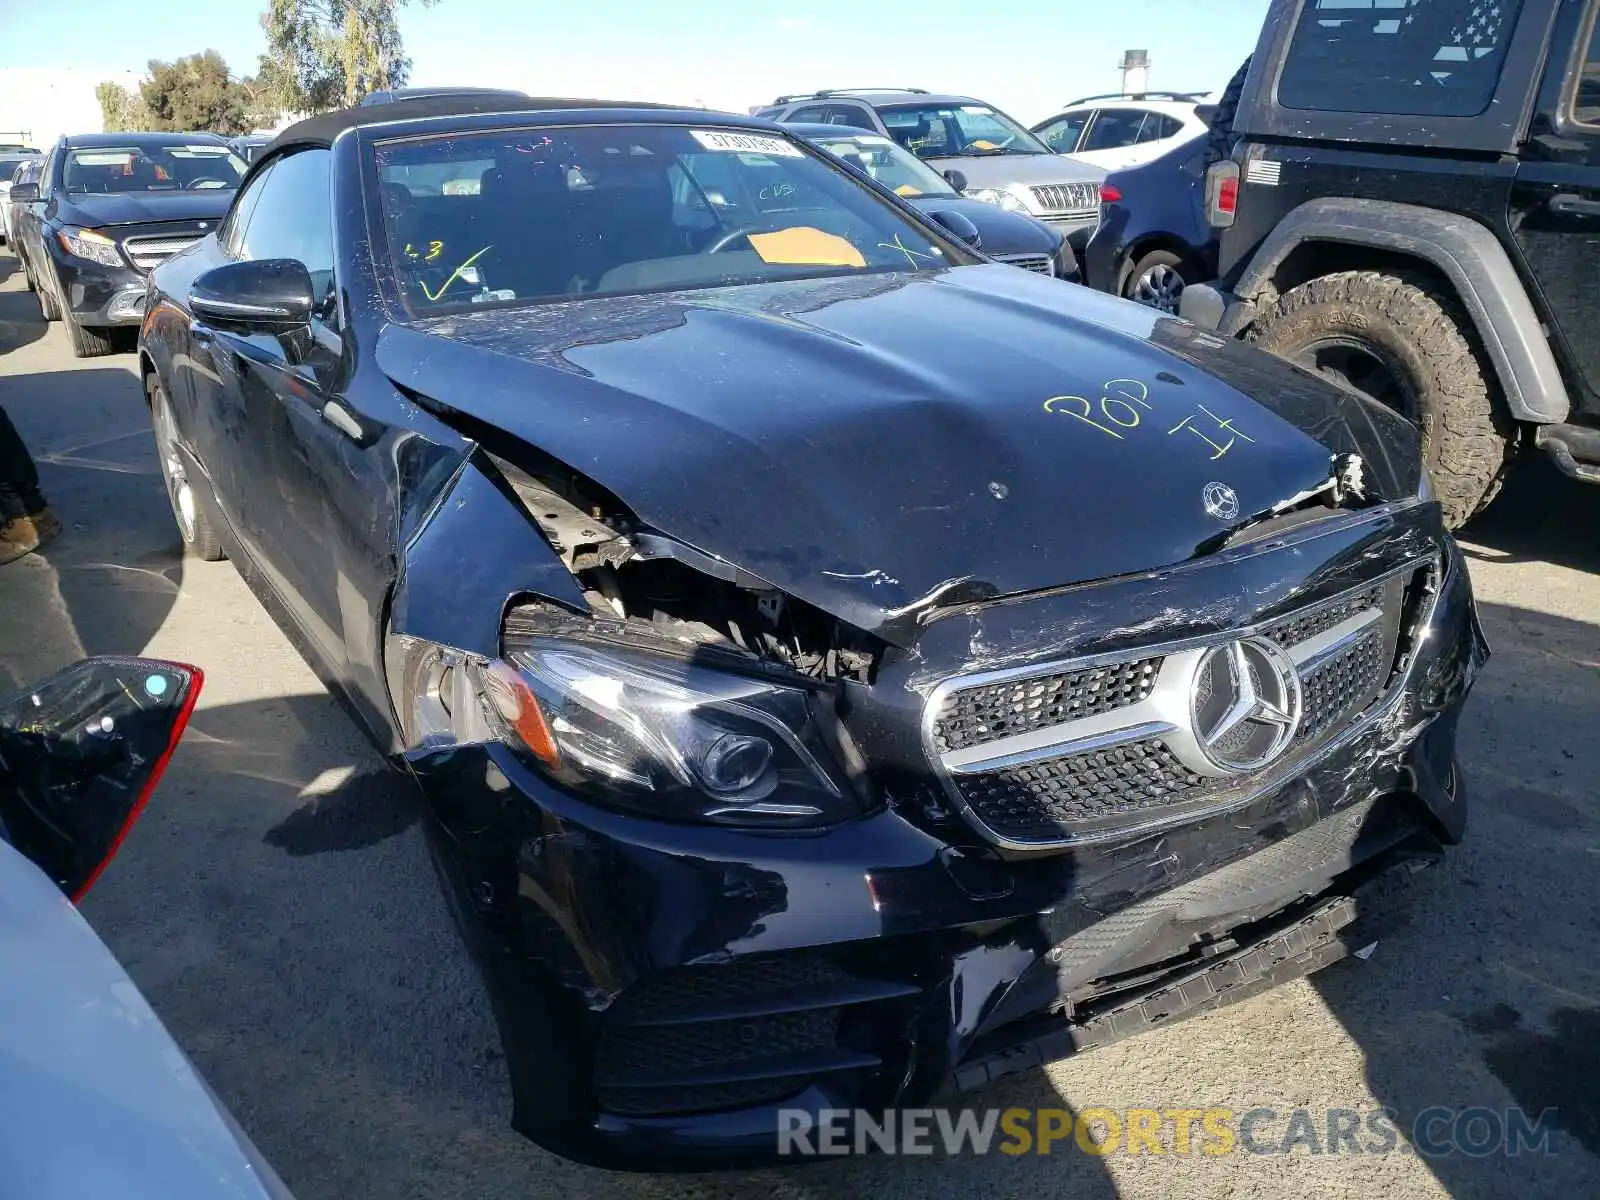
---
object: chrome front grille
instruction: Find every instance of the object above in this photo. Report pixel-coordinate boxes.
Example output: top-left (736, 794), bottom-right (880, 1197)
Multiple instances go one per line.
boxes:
top-left (993, 252), bottom-right (1056, 276)
top-left (1030, 181), bottom-right (1099, 217)
top-left (923, 561), bottom-right (1435, 848)
top-left (122, 234), bottom-right (203, 272)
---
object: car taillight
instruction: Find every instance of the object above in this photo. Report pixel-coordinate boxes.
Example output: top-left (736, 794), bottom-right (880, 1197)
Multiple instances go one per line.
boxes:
top-left (1099, 183), bottom-right (1123, 204)
top-left (1204, 160), bottom-right (1241, 230)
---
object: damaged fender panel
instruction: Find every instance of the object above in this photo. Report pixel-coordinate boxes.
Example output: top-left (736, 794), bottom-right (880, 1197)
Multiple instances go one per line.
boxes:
top-left (388, 450), bottom-right (590, 661)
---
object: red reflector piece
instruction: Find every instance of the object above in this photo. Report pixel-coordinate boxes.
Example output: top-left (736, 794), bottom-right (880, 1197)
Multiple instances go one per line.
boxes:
top-left (71, 664), bottom-right (205, 904)
top-left (1218, 177), bottom-right (1240, 215)
top-left (1099, 183), bottom-right (1123, 204)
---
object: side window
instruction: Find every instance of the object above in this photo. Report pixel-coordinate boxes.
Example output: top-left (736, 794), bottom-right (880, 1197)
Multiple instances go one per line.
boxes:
top-left (221, 161), bottom-right (275, 258)
top-left (826, 105), bottom-right (876, 130)
top-left (1035, 113), bottom-right (1088, 153)
top-left (1137, 113), bottom-right (1181, 143)
top-left (787, 105), bottom-right (830, 123)
top-left (237, 149), bottom-right (335, 313)
top-left (1082, 109), bottom-right (1147, 151)
top-left (1574, 4), bottom-right (1600, 126)
top-left (1280, 0), bottom-right (1525, 118)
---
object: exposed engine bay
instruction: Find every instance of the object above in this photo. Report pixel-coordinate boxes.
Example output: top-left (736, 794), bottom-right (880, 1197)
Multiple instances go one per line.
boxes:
top-left (488, 451), bottom-right (883, 685)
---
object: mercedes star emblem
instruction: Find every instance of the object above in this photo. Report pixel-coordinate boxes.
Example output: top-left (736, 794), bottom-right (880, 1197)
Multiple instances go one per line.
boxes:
top-left (1190, 637), bottom-right (1302, 773)
top-left (1203, 481), bottom-right (1240, 522)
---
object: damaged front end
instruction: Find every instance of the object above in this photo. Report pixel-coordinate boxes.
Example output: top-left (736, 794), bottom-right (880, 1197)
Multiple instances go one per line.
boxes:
top-left (379, 403), bottom-right (1485, 1167)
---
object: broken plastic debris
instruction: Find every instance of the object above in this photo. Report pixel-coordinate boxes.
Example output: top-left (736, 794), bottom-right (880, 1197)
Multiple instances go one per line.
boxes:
top-left (1354, 941), bottom-right (1378, 961)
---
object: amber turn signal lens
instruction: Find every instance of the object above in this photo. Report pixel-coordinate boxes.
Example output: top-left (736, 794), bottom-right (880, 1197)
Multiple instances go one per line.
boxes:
top-left (482, 659), bottom-right (561, 767)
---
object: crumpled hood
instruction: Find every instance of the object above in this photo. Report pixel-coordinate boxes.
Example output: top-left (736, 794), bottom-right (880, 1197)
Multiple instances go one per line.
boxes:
top-left (378, 266), bottom-right (1402, 639)
top-left (55, 189), bottom-right (235, 228)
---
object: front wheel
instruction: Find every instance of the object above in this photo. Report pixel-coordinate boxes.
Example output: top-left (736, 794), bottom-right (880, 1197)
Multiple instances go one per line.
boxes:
top-left (1247, 269), bottom-right (1513, 529)
top-left (148, 374), bottom-right (226, 561)
top-left (1123, 248), bottom-right (1195, 314)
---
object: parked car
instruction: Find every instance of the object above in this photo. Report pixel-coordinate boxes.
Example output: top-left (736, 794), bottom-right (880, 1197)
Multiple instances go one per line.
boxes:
top-left (0, 153), bottom-right (40, 245)
top-left (140, 93), bottom-right (1484, 1170)
top-left (11, 132), bottom-right (247, 357)
top-left (763, 88), bottom-right (1104, 254)
top-left (1084, 136), bottom-right (1215, 311)
top-left (0, 657), bottom-right (295, 1199)
top-left (229, 135), bottom-right (273, 163)
top-left (1182, 0), bottom-right (1600, 530)
top-left (790, 122), bottom-right (1078, 280)
top-left (1032, 93), bottom-right (1211, 170)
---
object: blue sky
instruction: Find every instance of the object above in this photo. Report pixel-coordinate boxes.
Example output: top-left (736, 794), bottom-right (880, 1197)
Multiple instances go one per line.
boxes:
top-left (0, 0), bottom-right (1271, 124)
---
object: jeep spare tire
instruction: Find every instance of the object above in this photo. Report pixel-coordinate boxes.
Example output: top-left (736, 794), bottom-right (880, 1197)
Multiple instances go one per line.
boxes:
top-left (1205, 55), bottom-right (1252, 167)
top-left (1246, 269), bottom-right (1512, 529)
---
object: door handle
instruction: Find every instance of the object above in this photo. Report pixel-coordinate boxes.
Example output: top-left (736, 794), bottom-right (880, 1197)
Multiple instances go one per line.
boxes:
top-left (1547, 193), bottom-right (1600, 217)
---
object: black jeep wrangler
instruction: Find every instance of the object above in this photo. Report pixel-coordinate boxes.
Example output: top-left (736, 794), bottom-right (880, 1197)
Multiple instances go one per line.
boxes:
top-left (1182, 0), bottom-right (1600, 529)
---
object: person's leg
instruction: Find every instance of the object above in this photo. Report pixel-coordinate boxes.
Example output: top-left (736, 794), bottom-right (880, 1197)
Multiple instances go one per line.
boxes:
top-left (0, 403), bottom-right (46, 520)
top-left (0, 404), bottom-right (57, 563)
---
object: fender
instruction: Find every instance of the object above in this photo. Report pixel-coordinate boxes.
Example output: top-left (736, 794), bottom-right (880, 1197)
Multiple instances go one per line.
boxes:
top-left (388, 449), bottom-right (590, 662)
top-left (1225, 197), bottom-right (1569, 424)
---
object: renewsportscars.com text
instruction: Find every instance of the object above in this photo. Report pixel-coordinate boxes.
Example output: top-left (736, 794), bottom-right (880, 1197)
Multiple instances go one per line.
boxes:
top-left (777, 1106), bottom-right (1561, 1158)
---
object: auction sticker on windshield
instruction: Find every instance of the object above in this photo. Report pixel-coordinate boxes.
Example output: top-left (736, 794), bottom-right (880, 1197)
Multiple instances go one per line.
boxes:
top-left (691, 130), bottom-right (803, 157)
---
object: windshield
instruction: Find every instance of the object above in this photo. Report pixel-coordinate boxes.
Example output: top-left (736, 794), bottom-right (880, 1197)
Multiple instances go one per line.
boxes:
top-left (811, 133), bottom-right (957, 198)
top-left (375, 124), bottom-right (966, 314)
top-left (61, 144), bottom-right (246, 194)
top-left (878, 104), bottom-right (1052, 158)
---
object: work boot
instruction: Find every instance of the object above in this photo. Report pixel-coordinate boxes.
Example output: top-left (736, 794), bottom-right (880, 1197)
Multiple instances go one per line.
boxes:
top-left (0, 508), bottom-right (60, 565)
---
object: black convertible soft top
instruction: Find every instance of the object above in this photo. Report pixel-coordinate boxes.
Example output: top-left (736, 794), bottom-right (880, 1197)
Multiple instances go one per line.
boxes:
top-left (266, 94), bottom-right (699, 156)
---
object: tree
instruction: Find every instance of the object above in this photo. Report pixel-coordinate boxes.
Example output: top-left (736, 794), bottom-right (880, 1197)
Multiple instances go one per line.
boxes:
top-left (141, 51), bottom-right (253, 136)
top-left (259, 0), bottom-right (440, 114)
top-left (95, 81), bottom-right (150, 133)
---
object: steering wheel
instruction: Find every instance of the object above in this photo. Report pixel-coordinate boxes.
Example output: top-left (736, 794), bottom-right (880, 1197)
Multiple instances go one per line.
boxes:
top-left (703, 224), bottom-right (785, 254)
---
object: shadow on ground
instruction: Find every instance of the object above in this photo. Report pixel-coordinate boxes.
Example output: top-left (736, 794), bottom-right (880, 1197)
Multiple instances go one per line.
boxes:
top-left (1302, 593), bottom-right (1600, 1198)
top-left (0, 367), bottom-right (180, 693)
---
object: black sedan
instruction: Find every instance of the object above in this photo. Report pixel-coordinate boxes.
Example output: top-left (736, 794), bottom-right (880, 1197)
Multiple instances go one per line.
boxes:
top-left (13, 132), bottom-right (246, 356)
top-left (787, 123), bottom-right (1078, 281)
top-left (139, 95), bottom-right (1483, 1169)
top-left (1083, 136), bottom-right (1215, 313)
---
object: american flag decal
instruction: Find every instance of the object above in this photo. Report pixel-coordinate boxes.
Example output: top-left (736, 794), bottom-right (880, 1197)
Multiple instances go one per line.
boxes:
top-left (1309, 0), bottom-right (1516, 86)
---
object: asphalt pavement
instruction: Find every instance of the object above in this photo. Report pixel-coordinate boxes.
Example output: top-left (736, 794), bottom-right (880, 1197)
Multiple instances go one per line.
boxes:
top-left (1, 256), bottom-right (1597, 1200)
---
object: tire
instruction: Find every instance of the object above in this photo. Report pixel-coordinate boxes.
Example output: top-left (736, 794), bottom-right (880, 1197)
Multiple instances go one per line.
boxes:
top-left (1247, 269), bottom-right (1513, 528)
top-left (1204, 55), bottom-right (1253, 167)
top-left (22, 256), bottom-right (35, 292)
top-left (1123, 248), bottom-right (1195, 314)
top-left (64, 309), bottom-right (117, 358)
top-left (148, 374), bottom-right (226, 561)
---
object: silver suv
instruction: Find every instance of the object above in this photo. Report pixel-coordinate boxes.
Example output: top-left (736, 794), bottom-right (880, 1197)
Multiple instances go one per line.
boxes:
top-left (756, 88), bottom-right (1104, 251)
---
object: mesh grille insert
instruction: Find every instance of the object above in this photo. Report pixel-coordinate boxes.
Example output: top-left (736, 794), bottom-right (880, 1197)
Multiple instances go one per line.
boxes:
top-left (933, 657), bottom-right (1163, 753)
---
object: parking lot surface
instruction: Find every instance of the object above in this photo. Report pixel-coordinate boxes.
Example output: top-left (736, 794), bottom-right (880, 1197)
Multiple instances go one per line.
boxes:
top-left (1, 258), bottom-right (1597, 1199)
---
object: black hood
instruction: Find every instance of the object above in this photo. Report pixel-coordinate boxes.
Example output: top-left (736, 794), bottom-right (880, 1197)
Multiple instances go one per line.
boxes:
top-left (378, 266), bottom-right (1414, 639)
top-left (54, 190), bottom-right (235, 228)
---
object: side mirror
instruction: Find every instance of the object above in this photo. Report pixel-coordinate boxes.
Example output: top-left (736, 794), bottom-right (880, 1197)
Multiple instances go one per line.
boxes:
top-left (190, 258), bottom-right (314, 331)
top-left (8, 182), bottom-right (37, 203)
top-left (942, 169), bottom-right (967, 192)
top-left (0, 657), bottom-right (202, 901)
top-left (924, 207), bottom-right (983, 250)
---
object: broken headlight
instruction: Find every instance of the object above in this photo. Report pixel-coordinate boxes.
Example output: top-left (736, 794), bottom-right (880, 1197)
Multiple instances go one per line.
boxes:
top-left (481, 638), bottom-right (856, 827)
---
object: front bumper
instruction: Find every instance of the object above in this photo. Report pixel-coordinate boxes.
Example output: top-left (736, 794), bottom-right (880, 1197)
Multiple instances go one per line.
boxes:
top-left (1177, 279), bottom-right (1258, 335)
top-left (49, 249), bottom-right (146, 326)
top-left (412, 520), bottom-right (1484, 1170)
